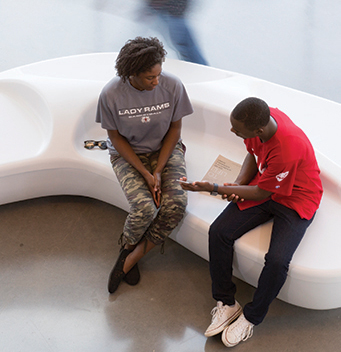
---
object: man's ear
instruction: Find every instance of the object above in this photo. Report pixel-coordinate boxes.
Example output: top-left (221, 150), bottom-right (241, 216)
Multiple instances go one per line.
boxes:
top-left (255, 128), bottom-right (264, 136)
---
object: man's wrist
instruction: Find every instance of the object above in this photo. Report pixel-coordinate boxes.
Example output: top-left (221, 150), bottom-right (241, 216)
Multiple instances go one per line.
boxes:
top-left (210, 183), bottom-right (219, 196)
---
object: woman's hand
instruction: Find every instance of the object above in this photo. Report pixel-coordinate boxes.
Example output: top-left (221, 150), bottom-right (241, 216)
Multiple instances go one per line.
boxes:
top-left (108, 130), bottom-right (162, 207)
top-left (152, 171), bottom-right (162, 208)
top-left (145, 172), bottom-right (161, 208)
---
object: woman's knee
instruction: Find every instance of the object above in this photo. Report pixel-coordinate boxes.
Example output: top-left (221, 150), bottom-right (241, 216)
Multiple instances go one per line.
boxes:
top-left (161, 191), bottom-right (187, 216)
top-left (158, 200), bottom-right (187, 229)
top-left (129, 200), bottom-right (156, 227)
top-left (123, 201), bottom-right (156, 245)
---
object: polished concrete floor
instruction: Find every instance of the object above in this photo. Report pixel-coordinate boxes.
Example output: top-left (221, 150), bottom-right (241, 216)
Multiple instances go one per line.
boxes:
top-left (1, 196), bottom-right (341, 352)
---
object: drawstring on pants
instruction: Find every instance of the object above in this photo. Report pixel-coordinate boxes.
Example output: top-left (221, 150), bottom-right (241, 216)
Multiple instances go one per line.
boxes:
top-left (118, 232), bottom-right (165, 254)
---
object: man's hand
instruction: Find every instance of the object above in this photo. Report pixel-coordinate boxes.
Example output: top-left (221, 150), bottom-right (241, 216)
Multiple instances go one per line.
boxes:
top-left (179, 177), bottom-right (212, 193)
top-left (222, 183), bottom-right (244, 203)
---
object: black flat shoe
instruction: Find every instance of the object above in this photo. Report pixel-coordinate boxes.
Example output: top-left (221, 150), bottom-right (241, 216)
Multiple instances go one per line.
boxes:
top-left (123, 262), bottom-right (140, 285)
top-left (108, 249), bottom-right (130, 294)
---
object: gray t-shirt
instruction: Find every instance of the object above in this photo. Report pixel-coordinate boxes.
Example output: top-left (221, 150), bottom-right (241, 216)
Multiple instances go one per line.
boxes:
top-left (95, 71), bottom-right (193, 155)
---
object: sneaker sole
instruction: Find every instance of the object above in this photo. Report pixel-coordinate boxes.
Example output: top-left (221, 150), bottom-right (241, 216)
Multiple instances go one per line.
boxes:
top-left (204, 306), bottom-right (242, 337)
top-left (221, 331), bottom-right (240, 348)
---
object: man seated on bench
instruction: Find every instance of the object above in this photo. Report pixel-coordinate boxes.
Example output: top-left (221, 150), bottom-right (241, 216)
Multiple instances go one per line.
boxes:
top-left (180, 97), bottom-right (323, 348)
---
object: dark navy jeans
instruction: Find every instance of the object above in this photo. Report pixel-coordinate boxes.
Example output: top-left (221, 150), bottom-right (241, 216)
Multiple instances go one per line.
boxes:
top-left (208, 200), bottom-right (315, 325)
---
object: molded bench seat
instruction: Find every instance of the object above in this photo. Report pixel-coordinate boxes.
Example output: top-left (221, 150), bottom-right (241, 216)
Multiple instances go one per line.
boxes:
top-left (1, 53), bottom-right (340, 309)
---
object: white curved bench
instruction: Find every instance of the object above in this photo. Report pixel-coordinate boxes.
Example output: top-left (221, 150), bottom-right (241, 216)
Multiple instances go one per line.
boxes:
top-left (1, 53), bottom-right (341, 310)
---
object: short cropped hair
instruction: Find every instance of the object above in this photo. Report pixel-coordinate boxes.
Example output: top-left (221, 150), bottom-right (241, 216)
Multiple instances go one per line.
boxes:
top-left (115, 37), bottom-right (167, 82)
top-left (231, 97), bottom-right (270, 130)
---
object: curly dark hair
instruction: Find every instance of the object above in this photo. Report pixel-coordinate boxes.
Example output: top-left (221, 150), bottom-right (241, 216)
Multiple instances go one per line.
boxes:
top-left (231, 97), bottom-right (270, 130)
top-left (115, 37), bottom-right (167, 82)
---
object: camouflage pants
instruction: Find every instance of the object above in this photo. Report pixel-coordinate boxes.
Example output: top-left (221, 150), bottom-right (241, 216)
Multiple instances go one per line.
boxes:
top-left (110, 141), bottom-right (187, 246)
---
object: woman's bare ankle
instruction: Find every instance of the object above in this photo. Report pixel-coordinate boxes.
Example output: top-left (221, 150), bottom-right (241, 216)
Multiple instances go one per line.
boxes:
top-left (123, 253), bottom-right (134, 274)
top-left (125, 243), bottom-right (136, 251)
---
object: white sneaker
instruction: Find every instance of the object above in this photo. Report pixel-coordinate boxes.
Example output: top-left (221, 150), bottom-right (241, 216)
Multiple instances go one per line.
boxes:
top-left (204, 301), bottom-right (242, 337)
top-left (221, 313), bottom-right (254, 347)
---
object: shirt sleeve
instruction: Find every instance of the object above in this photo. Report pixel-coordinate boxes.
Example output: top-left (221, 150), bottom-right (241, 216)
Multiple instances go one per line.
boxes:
top-left (95, 92), bottom-right (118, 131)
top-left (257, 158), bottom-right (299, 196)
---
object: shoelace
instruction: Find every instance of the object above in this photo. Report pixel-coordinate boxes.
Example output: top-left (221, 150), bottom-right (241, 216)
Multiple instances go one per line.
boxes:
top-left (210, 302), bottom-right (225, 322)
top-left (234, 317), bottom-right (254, 341)
top-left (242, 325), bottom-right (253, 341)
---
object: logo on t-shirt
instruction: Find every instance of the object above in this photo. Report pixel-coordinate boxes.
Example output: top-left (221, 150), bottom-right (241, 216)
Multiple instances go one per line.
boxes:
top-left (258, 162), bottom-right (266, 174)
top-left (118, 102), bottom-right (171, 118)
top-left (276, 171), bottom-right (289, 182)
top-left (141, 116), bottom-right (150, 123)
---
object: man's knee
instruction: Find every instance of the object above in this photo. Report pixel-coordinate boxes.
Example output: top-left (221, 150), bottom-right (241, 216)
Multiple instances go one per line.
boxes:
top-left (208, 221), bottom-right (234, 247)
top-left (264, 252), bottom-right (290, 276)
